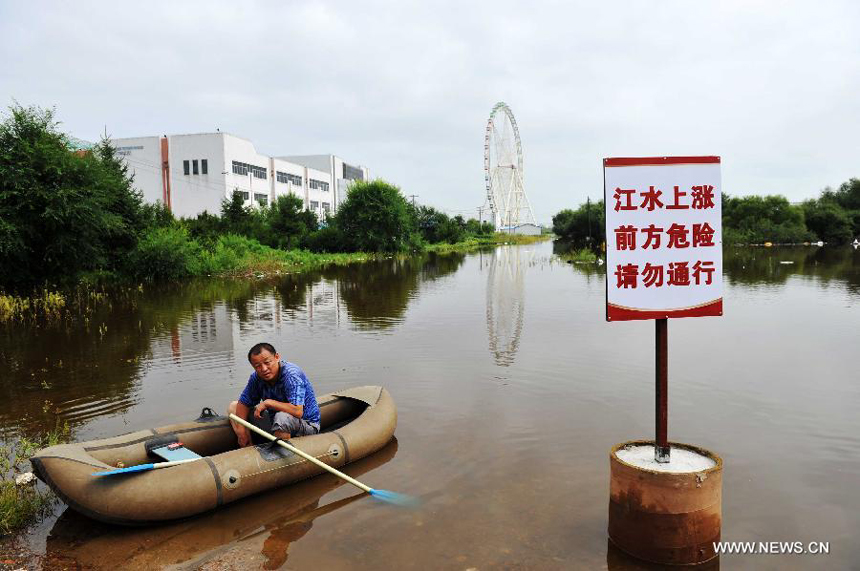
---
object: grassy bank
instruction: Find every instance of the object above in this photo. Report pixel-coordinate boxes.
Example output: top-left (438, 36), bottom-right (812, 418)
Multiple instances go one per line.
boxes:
top-left (0, 233), bottom-right (549, 323)
top-left (555, 247), bottom-right (600, 263)
top-left (0, 421), bottom-right (70, 535)
top-left (426, 233), bottom-right (550, 253)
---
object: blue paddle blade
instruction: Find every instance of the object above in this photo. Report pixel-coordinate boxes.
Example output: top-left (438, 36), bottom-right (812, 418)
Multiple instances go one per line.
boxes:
top-left (92, 463), bottom-right (156, 476)
top-left (368, 489), bottom-right (420, 507)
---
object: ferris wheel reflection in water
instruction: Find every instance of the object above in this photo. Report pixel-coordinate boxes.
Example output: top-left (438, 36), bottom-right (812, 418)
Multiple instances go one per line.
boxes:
top-left (484, 246), bottom-right (532, 367)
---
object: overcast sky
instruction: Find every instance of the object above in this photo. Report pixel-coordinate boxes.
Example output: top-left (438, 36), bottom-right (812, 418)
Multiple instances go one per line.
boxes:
top-left (2, 1), bottom-right (858, 223)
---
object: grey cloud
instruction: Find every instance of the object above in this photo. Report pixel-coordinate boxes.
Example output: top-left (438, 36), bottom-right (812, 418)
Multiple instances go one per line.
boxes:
top-left (1, 0), bottom-right (858, 223)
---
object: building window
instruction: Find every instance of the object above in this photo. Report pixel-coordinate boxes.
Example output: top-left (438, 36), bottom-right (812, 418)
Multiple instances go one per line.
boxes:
top-left (183, 160), bottom-right (190, 175)
top-left (276, 171), bottom-right (303, 186)
top-left (231, 160), bottom-right (267, 179)
top-left (192, 160), bottom-right (199, 175)
top-left (309, 179), bottom-right (329, 192)
top-left (343, 164), bottom-right (364, 181)
top-left (201, 159), bottom-right (208, 175)
top-left (310, 201), bottom-right (319, 210)
top-left (322, 202), bottom-right (330, 213)
top-left (255, 193), bottom-right (268, 206)
top-left (234, 190), bottom-right (249, 201)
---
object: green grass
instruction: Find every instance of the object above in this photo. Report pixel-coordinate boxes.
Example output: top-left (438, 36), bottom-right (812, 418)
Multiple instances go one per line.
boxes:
top-left (200, 234), bottom-right (382, 276)
top-left (557, 247), bottom-right (600, 263)
top-left (427, 233), bottom-right (550, 253)
top-left (0, 420), bottom-right (70, 535)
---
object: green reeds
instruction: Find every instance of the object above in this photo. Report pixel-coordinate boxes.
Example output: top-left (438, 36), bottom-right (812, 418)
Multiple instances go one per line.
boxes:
top-left (0, 420), bottom-right (70, 535)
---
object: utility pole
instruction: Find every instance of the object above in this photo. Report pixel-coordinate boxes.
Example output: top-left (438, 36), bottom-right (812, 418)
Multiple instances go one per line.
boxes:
top-left (408, 194), bottom-right (419, 208)
top-left (477, 206), bottom-right (484, 224)
top-left (586, 196), bottom-right (592, 244)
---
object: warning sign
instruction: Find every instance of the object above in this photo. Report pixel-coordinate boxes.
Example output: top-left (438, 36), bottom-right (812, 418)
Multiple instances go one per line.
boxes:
top-left (603, 156), bottom-right (723, 322)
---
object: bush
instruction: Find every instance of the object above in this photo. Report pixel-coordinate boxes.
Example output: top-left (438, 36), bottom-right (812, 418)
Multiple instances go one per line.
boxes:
top-left (413, 205), bottom-right (464, 244)
top-left (182, 210), bottom-right (222, 246)
top-left (0, 105), bottom-right (145, 289)
top-left (128, 227), bottom-right (204, 281)
top-left (141, 201), bottom-right (176, 230)
top-left (220, 191), bottom-right (253, 236)
top-left (334, 179), bottom-right (418, 252)
top-left (303, 225), bottom-right (345, 253)
top-left (260, 194), bottom-right (317, 249)
top-left (803, 200), bottom-right (854, 244)
top-left (552, 200), bottom-right (604, 244)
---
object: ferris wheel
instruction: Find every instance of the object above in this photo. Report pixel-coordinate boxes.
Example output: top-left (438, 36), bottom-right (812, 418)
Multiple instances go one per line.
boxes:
top-left (483, 102), bottom-right (536, 230)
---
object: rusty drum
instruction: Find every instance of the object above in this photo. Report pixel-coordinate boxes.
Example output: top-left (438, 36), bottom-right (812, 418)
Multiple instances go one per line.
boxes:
top-left (608, 440), bottom-right (723, 566)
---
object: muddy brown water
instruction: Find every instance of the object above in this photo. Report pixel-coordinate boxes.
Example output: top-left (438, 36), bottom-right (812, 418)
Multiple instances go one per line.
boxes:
top-left (1, 242), bottom-right (859, 569)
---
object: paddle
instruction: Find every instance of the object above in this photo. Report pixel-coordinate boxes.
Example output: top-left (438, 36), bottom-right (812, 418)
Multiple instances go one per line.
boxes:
top-left (229, 413), bottom-right (414, 506)
top-left (92, 457), bottom-right (200, 476)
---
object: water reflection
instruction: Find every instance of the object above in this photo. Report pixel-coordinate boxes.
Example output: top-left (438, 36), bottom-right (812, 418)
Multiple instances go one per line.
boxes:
top-left (723, 246), bottom-right (860, 293)
top-left (0, 279), bottom-right (266, 433)
top-left (43, 438), bottom-right (398, 570)
top-left (485, 246), bottom-right (531, 366)
top-left (0, 251), bottom-right (468, 434)
top-left (327, 252), bottom-right (465, 330)
top-left (606, 540), bottom-right (720, 570)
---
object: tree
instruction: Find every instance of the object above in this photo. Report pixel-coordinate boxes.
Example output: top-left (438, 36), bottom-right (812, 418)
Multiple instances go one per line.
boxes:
top-left (182, 210), bottom-right (221, 245)
top-left (412, 205), bottom-right (463, 244)
top-left (723, 194), bottom-right (811, 244)
top-left (0, 104), bottom-right (144, 289)
top-left (825, 179), bottom-right (860, 238)
top-left (262, 194), bottom-right (317, 249)
top-left (464, 218), bottom-right (493, 235)
top-left (334, 179), bottom-right (419, 252)
top-left (552, 199), bottom-right (605, 244)
top-left (220, 190), bottom-right (252, 236)
top-left (802, 200), bottom-right (853, 244)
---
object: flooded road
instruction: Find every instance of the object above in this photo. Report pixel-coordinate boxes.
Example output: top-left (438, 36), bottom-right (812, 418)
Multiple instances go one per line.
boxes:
top-left (2, 242), bottom-right (859, 569)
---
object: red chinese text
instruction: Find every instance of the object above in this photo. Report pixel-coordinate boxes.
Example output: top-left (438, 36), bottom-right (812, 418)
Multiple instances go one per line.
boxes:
top-left (613, 261), bottom-right (717, 288)
top-left (610, 184), bottom-right (717, 211)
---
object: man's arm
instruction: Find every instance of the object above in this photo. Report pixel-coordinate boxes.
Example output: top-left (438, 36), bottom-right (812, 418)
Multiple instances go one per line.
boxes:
top-left (254, 399), bottom-right (303, 419)
top-left (234, 400), bottom-right (252, 447)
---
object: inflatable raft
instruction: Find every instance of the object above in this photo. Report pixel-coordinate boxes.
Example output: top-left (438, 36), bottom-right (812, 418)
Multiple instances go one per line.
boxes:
top-left (31, 386), bottom-right (396, 525)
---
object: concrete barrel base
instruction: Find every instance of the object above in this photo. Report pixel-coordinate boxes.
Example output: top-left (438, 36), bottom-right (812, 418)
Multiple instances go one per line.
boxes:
top-left (608, 440), bottom-right (723, 566)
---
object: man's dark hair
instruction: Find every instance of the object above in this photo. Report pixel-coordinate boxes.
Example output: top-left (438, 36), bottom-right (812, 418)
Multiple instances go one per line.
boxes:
top-left (248, 342), bottom-right (277, 361)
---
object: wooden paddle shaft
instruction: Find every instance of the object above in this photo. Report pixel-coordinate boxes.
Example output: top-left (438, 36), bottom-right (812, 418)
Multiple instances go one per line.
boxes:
top-left (229, 413), bottom-right (373, 493)
top-left (153, 458), bottom-right (200, 469)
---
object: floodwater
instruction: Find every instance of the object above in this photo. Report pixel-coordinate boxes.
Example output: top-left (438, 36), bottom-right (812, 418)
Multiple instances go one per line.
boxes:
top-left (1, 242), bottom-right (859, 570)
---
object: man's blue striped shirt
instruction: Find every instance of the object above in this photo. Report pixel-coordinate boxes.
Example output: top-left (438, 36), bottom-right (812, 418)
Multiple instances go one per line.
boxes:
top-left (238, 361), bottom-right (321, 425)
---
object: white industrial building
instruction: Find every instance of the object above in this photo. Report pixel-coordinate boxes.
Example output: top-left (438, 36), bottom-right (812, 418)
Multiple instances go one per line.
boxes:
top-left (112, 132), bottom-right (369, 219)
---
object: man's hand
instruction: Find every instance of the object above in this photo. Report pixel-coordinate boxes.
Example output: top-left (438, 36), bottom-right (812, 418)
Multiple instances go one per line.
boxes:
top-left (254, 400), bottom-right (268, 418)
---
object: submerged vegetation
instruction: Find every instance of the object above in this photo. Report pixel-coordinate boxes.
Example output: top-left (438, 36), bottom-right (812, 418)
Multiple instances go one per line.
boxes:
top-left (556, 247), bottom-right (599, 263)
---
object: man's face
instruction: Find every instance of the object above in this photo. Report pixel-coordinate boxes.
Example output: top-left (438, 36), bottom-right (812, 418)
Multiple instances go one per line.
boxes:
top-left (250, 349), bottom-right (280, 383)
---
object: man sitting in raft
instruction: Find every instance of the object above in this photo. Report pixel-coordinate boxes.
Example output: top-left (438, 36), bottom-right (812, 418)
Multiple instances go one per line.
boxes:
top-left (228, 343), bottom-right (321, 447)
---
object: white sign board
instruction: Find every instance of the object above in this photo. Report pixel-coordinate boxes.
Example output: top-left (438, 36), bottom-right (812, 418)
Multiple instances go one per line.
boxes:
top-left (603, 156), bottom-right (723, 322)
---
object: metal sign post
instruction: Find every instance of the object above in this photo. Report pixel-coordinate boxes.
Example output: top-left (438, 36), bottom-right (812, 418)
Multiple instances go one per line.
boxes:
top-left (655, 318), bottom-right (669, 462)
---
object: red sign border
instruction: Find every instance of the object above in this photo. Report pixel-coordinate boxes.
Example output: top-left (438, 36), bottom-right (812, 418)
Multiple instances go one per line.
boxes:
top-left (604, 156), bottom-right (720, 167)
top-left (606, 299), bottom-right (723, 322)
top-left (603, 155), bottom-right (723, 322)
